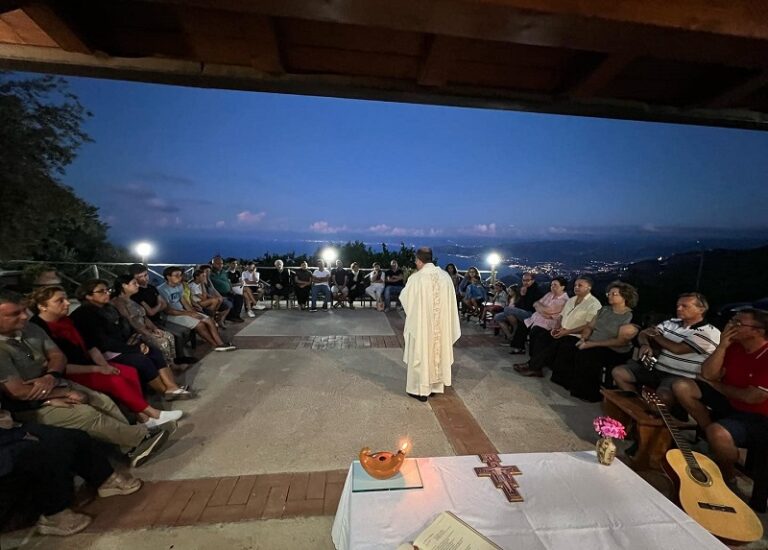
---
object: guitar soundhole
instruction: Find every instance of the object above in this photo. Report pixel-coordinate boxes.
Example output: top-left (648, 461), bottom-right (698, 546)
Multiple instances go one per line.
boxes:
top-left (690, 468), bottom-right (708, 484)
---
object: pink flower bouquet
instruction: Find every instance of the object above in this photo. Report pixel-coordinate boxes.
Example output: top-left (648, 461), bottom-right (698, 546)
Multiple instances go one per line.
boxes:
top-left (593, 416), bottom-right (627, 440)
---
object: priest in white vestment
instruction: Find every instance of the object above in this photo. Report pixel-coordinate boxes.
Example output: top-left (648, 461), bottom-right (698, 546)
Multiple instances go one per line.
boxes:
top-left (399, 247), bottom-right (461, 401)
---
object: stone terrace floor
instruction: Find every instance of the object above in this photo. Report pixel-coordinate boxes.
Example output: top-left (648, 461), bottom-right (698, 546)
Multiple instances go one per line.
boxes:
top-left (3, 306), bottom-right (767, 549)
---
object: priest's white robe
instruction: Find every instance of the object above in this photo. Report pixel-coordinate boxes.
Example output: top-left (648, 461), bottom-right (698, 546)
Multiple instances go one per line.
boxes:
top-left (399, 263), bottom-right (461, 396)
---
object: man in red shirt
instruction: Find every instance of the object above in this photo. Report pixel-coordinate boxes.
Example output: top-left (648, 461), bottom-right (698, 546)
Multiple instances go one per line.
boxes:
top-left (673, 308), bottom-right (768, 483)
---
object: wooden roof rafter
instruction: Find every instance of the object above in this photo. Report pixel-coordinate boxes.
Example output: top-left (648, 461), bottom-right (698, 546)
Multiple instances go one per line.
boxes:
top-left (0, 0), bottom-right (766, 130)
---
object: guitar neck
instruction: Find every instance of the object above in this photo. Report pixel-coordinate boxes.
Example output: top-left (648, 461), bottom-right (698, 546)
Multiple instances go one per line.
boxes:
top-left (653, 401), bottom-right (701, 471)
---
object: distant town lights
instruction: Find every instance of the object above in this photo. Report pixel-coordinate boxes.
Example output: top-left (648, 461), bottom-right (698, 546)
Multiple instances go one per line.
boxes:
top-left (321, 247), bottom-right (338, 264)
top-left (487, 253), bottom-right (501, 267)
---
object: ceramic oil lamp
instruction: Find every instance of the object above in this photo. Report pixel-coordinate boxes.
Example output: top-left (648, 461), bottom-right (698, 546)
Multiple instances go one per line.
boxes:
top-left (359, 440), bottom-right (410, 479)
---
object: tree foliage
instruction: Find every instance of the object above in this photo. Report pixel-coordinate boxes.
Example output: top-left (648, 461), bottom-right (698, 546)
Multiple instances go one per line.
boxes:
top-left (0, 72), bottom-right (124, 262)
top-left (232, 241), bottom-right (418, 268)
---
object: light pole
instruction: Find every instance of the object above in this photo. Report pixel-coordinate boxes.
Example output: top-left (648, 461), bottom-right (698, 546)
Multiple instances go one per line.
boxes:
top-left (134, 241), bottom-right (153, 267)
top-left (487, 253), bottom-right (501, 287)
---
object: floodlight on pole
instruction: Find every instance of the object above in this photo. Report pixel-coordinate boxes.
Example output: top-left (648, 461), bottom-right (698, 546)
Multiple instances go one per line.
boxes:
top-left (487, 252), bottom-right (501, 286)
top-left (321, 247), bottom-right (338, 266)
top-left (134, 242), bottom-right (154, 266)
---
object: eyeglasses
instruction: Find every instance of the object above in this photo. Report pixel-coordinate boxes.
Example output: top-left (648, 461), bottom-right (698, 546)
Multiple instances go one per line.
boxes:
top-left (605, 291), bottom-right (622, 297)
top-left (731, 319), bottom-right (765, 329)
top-left (522, 279), bottom-right (532, 283)
top-left (91, 289), bottom-right (110, 295)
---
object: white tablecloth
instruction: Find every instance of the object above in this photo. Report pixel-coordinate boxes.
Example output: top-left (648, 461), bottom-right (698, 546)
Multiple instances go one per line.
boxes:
top-left (331, 452), bottom-right (727, 550)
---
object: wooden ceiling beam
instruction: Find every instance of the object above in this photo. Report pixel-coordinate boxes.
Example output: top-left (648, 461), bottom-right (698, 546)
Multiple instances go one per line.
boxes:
top-left (703, 70), bottom-right (768, 109)
top-left (252, 16), bottom-right (283, 75)
top-left (139, 0), bottom-right (768, 69)
top-left (21, 1), bottom-right (90, 54)
top-left (3, 42), bottom-right (767, 131)
top-left (418, 35), bottom-right (456, 87)
top-left (179, 9), bottom-right (283, 74)
top-left (568, 53), bottom-right (634, 99)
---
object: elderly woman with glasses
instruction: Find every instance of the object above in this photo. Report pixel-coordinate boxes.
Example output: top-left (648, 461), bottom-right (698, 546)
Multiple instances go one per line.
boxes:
top-left (551, 281), bottom-right (639, 402)
top-left (69, 279), bottom-right (191, 401)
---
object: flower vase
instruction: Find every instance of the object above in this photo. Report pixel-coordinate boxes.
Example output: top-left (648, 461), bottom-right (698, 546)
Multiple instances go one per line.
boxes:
top-left (596, 437), bottom-right (616, 465)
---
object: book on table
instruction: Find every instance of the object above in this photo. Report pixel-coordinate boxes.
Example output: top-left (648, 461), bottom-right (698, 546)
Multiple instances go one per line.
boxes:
top-left (396, 511), bottom-right (501, 550)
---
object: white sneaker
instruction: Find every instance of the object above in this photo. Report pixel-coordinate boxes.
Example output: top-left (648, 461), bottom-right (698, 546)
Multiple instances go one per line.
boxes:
top-left (145, 410), bottom-right (183, 430)
top-left (37, 509), bottom-right (92, 536)
top-left (254, 303), bottom-right (266, 310)
top-left (247, 309), bottom-right (256, 318)
top-left (214, 344), bottom-right (237, 352)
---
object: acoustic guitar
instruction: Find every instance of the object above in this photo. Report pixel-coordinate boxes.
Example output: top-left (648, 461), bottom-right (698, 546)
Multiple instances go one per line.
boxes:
top-left (643, 390), bottom-right (763, 543)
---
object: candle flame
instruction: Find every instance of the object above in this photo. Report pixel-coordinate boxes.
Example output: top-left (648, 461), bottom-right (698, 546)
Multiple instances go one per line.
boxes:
top-left (399, 438), bottom-right (411, 453)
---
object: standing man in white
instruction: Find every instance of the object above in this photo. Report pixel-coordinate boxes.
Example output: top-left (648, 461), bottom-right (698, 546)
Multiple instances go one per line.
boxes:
top-left (399, 248), bottom-right (461, 402)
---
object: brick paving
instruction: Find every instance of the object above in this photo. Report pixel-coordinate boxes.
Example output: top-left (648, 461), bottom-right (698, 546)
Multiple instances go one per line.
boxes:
top-left (80, 469), bottom-right (348, 532)
top-left (71, 309), bottom-right (499, 532)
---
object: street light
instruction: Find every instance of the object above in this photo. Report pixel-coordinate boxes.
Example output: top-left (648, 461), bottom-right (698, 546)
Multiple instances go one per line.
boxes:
top-left (321, 247), bottom-right (338, 266)
top-left (134, 241), bottom-right (154, 266)
top-left (487, 252), bottom-right (501, 286)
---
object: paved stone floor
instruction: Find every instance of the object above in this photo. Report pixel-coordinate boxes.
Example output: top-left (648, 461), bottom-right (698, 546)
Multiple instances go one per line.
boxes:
top-left (3, 308), bottom-right (767, 549)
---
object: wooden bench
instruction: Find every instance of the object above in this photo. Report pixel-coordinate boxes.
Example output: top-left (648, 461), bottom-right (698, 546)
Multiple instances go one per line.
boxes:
top-left (600, 388), bottom-right (691, 471)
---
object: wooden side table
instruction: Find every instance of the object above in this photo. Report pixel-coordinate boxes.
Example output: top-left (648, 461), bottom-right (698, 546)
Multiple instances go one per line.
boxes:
top-left (600, 388), bottom-right (673, 471)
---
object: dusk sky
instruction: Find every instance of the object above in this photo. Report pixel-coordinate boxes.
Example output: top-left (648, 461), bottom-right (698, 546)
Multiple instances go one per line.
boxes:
top-left (58, 75), bottom-right (768, 251)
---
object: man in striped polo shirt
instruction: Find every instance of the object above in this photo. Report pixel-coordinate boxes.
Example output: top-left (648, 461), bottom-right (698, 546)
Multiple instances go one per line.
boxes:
top-left (612, 292), bottom-right (720, 405)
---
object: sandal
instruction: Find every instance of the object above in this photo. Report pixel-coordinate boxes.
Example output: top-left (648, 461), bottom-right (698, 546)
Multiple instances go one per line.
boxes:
top-left (164, 388), bottom-right (193, 401)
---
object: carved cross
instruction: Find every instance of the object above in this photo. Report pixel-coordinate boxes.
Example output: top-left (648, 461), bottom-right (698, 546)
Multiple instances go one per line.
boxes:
top-left (474, 453), bottom-right (523, 502)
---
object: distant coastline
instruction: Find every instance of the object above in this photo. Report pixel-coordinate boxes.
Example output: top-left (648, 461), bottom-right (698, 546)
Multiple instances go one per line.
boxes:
top-left (115, 233), bottom-right (768, 275)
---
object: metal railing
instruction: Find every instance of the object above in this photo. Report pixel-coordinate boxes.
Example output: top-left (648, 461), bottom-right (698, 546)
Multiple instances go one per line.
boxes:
top-left (1, 260), bottom-right (494, 288)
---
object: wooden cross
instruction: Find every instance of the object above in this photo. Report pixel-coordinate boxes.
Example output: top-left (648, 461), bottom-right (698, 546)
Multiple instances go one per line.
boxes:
top-left (474, 453), bottom-right (523, 502)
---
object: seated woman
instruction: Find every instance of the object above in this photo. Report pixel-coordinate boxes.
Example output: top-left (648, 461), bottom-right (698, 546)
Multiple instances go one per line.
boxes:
top-left (365, 263), bottom-right (386, 311)
top-left (459, 267), bottom-right (487, 320)
top-left (111, 275), bottom-right (191, 375)
top-left (551, 281), bottom-right (639, 402)
top-left (444, 263), bottom-right (463, 305)
top-left (515, 276), bottom-right (601, 378)
top-left (293, 261), bottom-right (312, 310)
top-left (29, 286), bottom-right (182, 428)
top-left (70, 279), bottom-right (191, 401)
top-left (512, 276), bottom-right (570, 374)
top-left (480, 281), bottom-right (509, 328)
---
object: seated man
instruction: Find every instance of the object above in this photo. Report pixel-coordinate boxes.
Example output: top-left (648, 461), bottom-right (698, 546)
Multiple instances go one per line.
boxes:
top-left (673, 308), bottom-right (768, 487)
top-left (613, 292), bottom-right (720, 405)
top-left (210, 256), bottom-right (244, 323)
top-left (129, 263), bottom-right (197, 366)
top-left (158, 267), bottom-right (235, 352)
top-left (495, 272), bottom-right (543, 353)
top-left (346, 262), bottom-right (366, 309)
top-left (383, 260), bottom-right (405, 312)
top-left (241, 262), bottom-right (267, 312)
top-left (330, 260), bottom-right (349, 308)
top-left (189, 268), bottom-right (224, 317)
top-left (268, 260), bottom-right (292, 309)
top-left (1, 409), bottom-right (142, 536)
top-left (310, 260), bottom-right (332, 312)
top-left (0, 290), bottom-right (168, 467)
